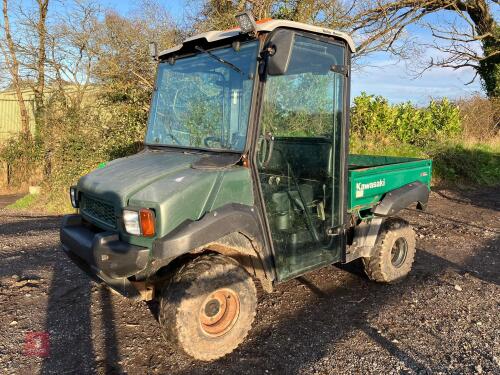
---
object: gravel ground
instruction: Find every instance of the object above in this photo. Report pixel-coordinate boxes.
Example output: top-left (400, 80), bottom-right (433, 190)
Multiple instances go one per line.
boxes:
top-left (0, 187), bottom-right (498, 375)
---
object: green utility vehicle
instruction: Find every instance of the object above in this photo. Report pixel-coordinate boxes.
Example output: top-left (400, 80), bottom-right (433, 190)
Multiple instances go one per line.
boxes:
top-left (61, 14), bottom-right (432, 361)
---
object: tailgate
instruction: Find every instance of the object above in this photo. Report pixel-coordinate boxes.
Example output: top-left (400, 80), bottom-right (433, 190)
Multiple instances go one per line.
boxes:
top-left (348, 155), bottom-right (432, 212)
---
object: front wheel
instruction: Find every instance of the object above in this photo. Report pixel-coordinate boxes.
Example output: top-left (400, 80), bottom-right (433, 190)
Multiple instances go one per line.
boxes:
top-left (362, 218), bottom-right (416, 283)
top-left (159, 254), bottom-right (257, 361)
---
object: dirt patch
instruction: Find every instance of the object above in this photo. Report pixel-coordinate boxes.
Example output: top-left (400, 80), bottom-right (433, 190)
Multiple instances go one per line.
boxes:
top-left (0, 187), bottom-right (498, 374)
top-left (0, 194), bottom-right (24, 209)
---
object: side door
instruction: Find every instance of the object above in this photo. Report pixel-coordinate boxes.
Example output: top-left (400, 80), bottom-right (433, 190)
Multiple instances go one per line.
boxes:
top-left (256, 32), bottom-right (347, 281)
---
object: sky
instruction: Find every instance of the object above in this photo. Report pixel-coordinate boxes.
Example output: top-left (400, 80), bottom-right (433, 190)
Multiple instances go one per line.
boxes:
top-left (23, 0), bottom-right (495, 103)
top-left (351, 52), bottom-right (483, 105)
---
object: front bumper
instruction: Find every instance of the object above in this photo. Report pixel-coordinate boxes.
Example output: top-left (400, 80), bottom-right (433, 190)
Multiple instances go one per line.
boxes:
top-left (60, 214), bottom-right (149, 299)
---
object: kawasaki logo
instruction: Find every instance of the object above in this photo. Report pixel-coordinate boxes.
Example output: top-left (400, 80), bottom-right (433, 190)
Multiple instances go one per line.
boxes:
top-left (356, 179), bottom-right (386, 191)
top-left (355, 179), bottom-right (386, 198)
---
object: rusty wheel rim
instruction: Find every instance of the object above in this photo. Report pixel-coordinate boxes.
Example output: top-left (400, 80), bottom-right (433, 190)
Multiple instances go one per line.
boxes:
top-left (199, 289), bottom-right (240, 337)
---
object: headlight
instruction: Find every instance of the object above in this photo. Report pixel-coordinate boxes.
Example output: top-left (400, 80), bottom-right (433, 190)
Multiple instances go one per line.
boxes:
top-left (123, 210), bottom-right (141, 236)
top-left (70, 186), bottom-right (79, 208)
top-left (123, 208), bottom-right (155, 237)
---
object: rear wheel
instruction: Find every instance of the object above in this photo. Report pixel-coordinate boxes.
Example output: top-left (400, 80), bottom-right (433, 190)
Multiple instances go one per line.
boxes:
top-left (362, 218), bottom-right (416, 283)
top-left (159, 254), bottom-right (257, 361)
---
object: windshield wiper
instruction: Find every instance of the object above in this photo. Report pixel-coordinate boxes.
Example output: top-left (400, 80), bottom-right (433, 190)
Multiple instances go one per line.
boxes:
top-left (195, 45), bottom-right (243, 75)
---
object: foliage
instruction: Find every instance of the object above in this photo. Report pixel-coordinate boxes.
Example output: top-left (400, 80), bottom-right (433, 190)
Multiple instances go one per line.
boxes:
top-left (432, 144), bottom-right (500, 186)
top-left (351, 93), bottom-right (461, 147)
top-left (349, 93), bottom-right (499, 186)
top-left (0, 133), bottom-right (42, 186)
top-left (37, 88), bottom-right (149, 212)
top-left (350, 134), bottom-right (500, 187)
top-left (478, 23), bottom-right (500, 98)
top-left (456, 95), bottom-right (500, 141)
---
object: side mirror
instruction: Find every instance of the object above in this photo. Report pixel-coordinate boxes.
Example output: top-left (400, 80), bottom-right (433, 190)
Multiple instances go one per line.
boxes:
top-left (267, 30), bottom-right (295, 76)
top-left (149, 41), bottom-right (158, 61)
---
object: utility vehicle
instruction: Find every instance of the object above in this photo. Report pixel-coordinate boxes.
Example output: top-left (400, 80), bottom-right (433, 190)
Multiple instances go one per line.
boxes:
top-left (61, 13), bottom-right (432, 361)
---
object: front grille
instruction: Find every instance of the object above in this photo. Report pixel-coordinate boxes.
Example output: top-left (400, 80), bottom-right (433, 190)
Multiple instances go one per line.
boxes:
top-left (80, 194), bottom-right (117, 229)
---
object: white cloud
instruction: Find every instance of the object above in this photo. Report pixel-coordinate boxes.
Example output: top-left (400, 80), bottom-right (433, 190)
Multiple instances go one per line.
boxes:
top-left (351, 57), bottom-right (483, 104)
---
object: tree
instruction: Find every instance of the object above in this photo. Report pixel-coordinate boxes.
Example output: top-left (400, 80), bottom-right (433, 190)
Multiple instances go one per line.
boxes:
top-left (186, 0), bottom-right (348, 32)
top-left (46, 0), bottom-right (100, 107)
top-left (93, 1), bottom-right (179, 103)
top-left (0, 0), bottom-right (31, 136)
top-left (185, 0), bottom-right (245, 33)
top-left (348, 0), bottom-right (499, 98)
top-left (188, 0), bottom-right (499, 98)
top-left (33, 0), bottom-right (49, 116)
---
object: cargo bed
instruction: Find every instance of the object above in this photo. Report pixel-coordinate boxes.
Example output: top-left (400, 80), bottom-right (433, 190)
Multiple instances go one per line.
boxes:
top-left (348, 155), bottom-right (432, 213)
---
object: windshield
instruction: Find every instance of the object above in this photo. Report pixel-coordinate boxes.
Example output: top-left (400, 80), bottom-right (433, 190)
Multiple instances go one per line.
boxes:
top-left (146, 41), bottom-right (259, 151)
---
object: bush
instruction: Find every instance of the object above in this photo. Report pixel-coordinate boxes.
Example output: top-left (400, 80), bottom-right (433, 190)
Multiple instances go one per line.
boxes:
top-left (39, 88), bottom-right (149, 212)
top-left (0, 134), bottom-right (42, 187)
top-left (351, 92), bottom-right (461, 147)
top-left (431, 144), bottom-right (500, 186)
top-left (456, 95), bottom-right (500, 141)
top-left (349, 93), bottom-right (499, 186)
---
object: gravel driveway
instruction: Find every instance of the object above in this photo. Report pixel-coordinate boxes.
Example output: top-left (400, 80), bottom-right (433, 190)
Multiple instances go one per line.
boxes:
top-left (0, 188), bottom-right (498, 374)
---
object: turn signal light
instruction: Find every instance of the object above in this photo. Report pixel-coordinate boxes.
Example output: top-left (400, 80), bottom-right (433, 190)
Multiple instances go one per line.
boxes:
top-left (140, 208), bottom-right (155, 237)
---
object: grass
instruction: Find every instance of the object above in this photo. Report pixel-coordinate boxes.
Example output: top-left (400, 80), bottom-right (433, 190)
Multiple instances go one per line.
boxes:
top-left (6, 190), bottom-right (75, 213)
top-left (7, 193), bottom-right (38, 209)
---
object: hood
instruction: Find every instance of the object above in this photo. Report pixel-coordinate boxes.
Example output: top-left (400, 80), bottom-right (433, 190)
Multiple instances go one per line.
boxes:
top-left (78, 150), bottom-right (202, 207)
top-left (77, 149), bottom-right (254, 239)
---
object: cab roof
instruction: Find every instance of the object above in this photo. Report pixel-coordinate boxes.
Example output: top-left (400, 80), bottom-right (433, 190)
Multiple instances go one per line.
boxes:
top-left (159, 19), bottom-right (355, 58)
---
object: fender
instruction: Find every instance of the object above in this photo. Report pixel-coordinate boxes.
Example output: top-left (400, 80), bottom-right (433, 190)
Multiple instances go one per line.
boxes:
top-left (150, 203), bottom-right (274, 290)
top-left (346, 181), bottom-right (429, 262)
top-left (374, 181), bottom-right (429, 216)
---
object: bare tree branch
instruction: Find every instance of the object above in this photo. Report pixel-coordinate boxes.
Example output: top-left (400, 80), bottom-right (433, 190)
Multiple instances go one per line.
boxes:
top-left (1, 0), bottom-right (30, 135)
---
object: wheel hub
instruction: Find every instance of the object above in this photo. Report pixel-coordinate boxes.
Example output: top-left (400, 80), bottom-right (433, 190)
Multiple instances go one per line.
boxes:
top-left (199, 289), bottom-right (240, 337)
top-left (204, 299), bottom-right (221, 317)
top-left (391, 237), bottom-right (408, 268)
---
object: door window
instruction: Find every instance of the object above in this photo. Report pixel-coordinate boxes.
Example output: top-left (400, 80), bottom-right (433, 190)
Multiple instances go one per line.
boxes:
top-left (257, 34), bottom-right (345, 280)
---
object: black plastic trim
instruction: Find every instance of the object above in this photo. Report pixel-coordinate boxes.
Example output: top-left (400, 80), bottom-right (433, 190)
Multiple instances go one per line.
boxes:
top-left (151, 203), bottom-right (268, 270)
top-left (374, 182), bottom-right (430, 216)
top-left (60, 214), bottom-right (149, 279)
top-left (62, 244), bottom-right (142, 300)
top-left (191, 153), bottom-right (242, 169)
